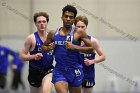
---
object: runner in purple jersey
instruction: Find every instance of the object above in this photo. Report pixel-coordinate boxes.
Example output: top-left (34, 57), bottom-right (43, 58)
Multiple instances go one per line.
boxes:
top-left (20, 12), bottom-right (54, 93)
top-left (75, 15), bottom-right (106, 93)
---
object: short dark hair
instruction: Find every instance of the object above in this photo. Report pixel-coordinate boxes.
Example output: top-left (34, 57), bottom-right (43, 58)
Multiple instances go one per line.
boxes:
top-left (34, 12), bottom-right (49, 23)
top-left (62, 5), bottom-right (77, 18)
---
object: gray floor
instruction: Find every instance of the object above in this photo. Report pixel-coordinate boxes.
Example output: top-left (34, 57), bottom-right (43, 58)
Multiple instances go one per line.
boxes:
top-left (0, 89), bottom-right (56, 93)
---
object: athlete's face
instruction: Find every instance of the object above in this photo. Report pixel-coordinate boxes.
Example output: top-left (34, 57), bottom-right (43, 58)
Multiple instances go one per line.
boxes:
top-left (62, 11), bottom-right (75, 28)
top-left (76, 21), bottom-right (87, 31)
top-left (35, 16), bottom-right (48, 32)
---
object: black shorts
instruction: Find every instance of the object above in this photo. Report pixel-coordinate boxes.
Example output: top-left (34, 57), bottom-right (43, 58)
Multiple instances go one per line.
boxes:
top-left (82, 79), bottom-right (95, 88)
top-left (0, 73), bottom-right (6, 89)
top-left (28, 68), bottom-right (53, 87)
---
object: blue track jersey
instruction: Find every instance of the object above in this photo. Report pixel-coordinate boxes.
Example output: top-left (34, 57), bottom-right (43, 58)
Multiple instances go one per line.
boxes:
top-left (12, 53), bottom-right (24, 72)
top-left (0, 45), bottom-right (17, 73)
top-left (29, 32), bottom-right (54, 71)
top-left (80, 36), bottom-right (96, 79)
top-left (53, 27), bottom-right (82, 69)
